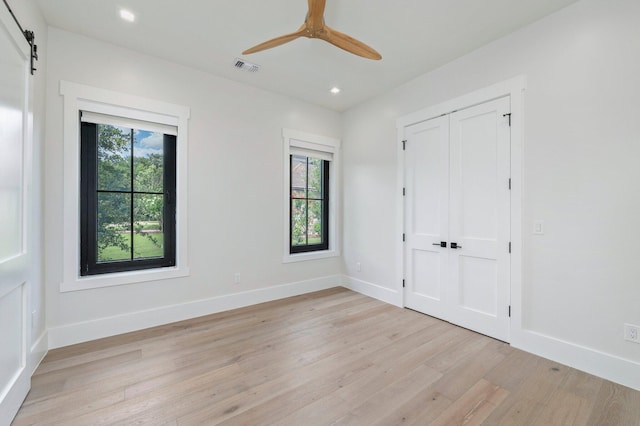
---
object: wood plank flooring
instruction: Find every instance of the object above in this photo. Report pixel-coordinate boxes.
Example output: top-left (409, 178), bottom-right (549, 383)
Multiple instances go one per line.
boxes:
top-left (12, 288), bottom-right (640, 425)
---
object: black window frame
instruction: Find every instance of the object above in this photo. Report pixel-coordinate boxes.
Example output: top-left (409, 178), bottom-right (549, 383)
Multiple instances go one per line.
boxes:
top-left (289, 154), bottom-right (330, 254)
top-left (80, 119), bottom-right (177, 276)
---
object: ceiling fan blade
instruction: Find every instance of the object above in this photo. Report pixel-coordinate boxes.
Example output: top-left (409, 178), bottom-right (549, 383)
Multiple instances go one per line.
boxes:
top-left (320, 26), bottom-right (382, 60)
top-left (243, 27), bottom-right (306, 55)
top-left (242, 1), bottom-right (381, 60)
top-left (307, 0), bottom-right (326, 30)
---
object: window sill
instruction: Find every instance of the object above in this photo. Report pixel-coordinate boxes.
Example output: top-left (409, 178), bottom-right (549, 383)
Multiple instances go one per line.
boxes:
top-left (282, 250), bottom-right (340, 264)
top-left (60, 265), bottom-right (190, 292)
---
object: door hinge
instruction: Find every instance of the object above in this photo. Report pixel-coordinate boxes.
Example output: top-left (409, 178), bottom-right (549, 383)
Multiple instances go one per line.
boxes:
top-left (403, 279), bottom-right (405, 288)
top-left (508, 305), bottom-right (511, 317)
top-left (402, 140), bottom-right (407, 150)
top-left (403, 187), bottom-right (406, 196)
top-left (503, 113), bottom-right (512, 126)
top-left (509, 242), bottom-right (511, 253)
top-left (508, 178), bottom-right (511, 190)
top-left (403, 233), bottom-right (406, 242)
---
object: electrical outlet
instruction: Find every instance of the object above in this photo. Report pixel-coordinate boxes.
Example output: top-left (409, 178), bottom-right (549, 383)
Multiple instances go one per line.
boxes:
top-left (356, 262), bottom-right (361, 272)
top-left (234, 273), bottom-right (240, 284)
top-left (624, 324), bottom-right (639, 343)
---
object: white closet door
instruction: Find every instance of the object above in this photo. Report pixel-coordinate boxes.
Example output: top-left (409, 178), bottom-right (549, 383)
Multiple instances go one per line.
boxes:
top-left (0, 7), bottom-right (31, 424)
top-left (403, 96), bottom-right (511, 342)
top-left (404, 115), bottom-right (450, 320)
top-left (448, 97), bottom-right (511, 341)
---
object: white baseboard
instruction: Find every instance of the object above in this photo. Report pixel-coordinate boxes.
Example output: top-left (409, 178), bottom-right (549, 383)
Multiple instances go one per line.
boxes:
top-left (45, 273), bottom-right (639, 392)
top-left (48, 275), bottom-right (340, 349)
top-left (341, 275), bottom-right (639, 391)
top-left (29, 330), bottom-right (48, 375)
top-left (512, 329), bottom-right (640, 391)
top-left (341, 276), bottom-right (402, 307)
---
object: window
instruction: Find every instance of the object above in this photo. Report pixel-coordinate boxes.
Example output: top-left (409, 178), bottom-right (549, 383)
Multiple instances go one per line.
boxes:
top-left (283, 128), bottom-right (340, 262)
top-left (290, 154), bottom-right (329, 253)
top-left (60, 81), bottom-right (190, 291)
top-left (80, 113), bottom-right (176, 275)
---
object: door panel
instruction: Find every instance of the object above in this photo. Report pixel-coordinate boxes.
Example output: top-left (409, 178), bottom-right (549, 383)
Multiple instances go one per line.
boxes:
top-left (0, 286), bottom-right (23, 387)
top-left (0, 7), bottom-right (31, 424)
top-left (457, 110), bottom-right (498, 240)
top-left (0, 19), bottom-right (25, 262)
top-left (404, 96), bottom-right (511, 342)
top-left (0, 280), bottom-right (28, 425)
top-left (404, 116), bottom-right (449, 319)
top-left (411, 127), bottom-right (442, 236)
top-left (459, 255), bottom-right (497, 315)
top-left (412, 250), bottom-right (441, 299)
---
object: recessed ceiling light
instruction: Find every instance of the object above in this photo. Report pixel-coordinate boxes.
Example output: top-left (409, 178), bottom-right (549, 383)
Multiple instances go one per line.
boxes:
top-left (330, 87), bottom-right (341, 95)
top-left (119, 9), bottom-right (136, 23)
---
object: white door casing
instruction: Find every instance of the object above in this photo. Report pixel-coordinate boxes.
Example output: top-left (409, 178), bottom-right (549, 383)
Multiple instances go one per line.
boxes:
top-left (0, 6), bottom-right (32, 424)
top-left (404, 96), bottom-right (511, 342)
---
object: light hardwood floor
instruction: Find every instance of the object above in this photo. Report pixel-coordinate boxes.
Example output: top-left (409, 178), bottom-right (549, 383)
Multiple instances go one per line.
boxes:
top-left (13, 288), bottom-right (640, 425)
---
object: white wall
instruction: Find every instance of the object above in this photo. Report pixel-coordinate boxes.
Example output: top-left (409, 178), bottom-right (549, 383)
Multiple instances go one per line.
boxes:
top-left (7, 0), bottom-right (49, 373)
top-left (342, 0), bottom-right (640, 389)
top-left (44, 28), bottom-right (342, 346)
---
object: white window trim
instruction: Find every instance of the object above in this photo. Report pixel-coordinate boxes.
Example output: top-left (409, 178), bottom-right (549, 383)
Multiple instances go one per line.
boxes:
top-left (283, 128), bottom-right (341, 263)
top-left (60, 81), bottom-right (190, 291)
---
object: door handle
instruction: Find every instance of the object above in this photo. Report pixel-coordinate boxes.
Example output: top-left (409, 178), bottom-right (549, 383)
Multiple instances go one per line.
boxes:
top-left (450, 242), bottom-right (462, 249)
top-left (432, 241), bottom-right (447, 248)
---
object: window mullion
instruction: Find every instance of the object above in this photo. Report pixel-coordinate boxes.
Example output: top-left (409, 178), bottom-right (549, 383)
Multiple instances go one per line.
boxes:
top-left (290, 155), bottom-right (294, 250)
top-left (305, 157), bottom-right (310, 246)
top-left (323, 160), bottom-right (329, 249)
top-left (129, 128), bottom-right (135, 261)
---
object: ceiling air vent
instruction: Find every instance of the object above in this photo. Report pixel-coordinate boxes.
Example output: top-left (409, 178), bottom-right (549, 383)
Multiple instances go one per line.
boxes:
top-left (233, 58), bottom-right (260, 73)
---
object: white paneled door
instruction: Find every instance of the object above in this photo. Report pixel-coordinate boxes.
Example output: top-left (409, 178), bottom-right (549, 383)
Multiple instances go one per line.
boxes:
top-left (0, 7), bottom-right (31, 425)
top-left (404, 115), bottom-right (450, 321)
top-left (404, 97), bottom-right (511, 342)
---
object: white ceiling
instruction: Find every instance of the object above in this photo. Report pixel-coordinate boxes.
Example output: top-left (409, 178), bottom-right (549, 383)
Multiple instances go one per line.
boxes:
top-left (36, 0), bottom-right (579, 111)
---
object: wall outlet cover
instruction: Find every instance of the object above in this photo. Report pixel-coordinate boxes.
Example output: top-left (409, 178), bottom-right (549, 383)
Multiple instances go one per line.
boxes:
top-left (624, 323), bottom-right (639, 343)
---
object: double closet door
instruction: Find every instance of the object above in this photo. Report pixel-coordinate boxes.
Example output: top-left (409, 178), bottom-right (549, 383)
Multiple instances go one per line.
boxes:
top-left (404, 96), bottom-right (511, 342)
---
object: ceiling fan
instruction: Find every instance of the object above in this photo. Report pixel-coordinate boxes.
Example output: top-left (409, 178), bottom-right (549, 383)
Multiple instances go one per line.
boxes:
top-left (242, 0), bottom-right (382, 60)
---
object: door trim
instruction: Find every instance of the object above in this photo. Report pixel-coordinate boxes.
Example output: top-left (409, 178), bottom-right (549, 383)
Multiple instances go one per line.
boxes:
top-left (396, 75), bottom-right (526, 341)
